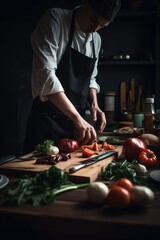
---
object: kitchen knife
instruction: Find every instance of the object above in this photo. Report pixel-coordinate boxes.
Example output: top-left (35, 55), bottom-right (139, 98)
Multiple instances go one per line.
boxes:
top-left (0, 154), bottom-right (16, 165)
top-left (68, 150), bottom-right (117, 173)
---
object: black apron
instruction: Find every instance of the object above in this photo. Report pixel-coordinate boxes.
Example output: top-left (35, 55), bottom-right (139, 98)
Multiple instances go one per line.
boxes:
top-left (24, 10), bottom-right (97, 153)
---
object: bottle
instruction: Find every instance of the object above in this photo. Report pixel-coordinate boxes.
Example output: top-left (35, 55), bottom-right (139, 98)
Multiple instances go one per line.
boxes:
top-left (143, 98), bottom-right (155, 133)
top-left (104, 91), bottom-right (116, 125)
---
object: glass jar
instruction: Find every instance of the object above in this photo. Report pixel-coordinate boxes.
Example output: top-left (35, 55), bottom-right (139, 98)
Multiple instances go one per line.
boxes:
top-left (104, 91), bottom-right (116, 125)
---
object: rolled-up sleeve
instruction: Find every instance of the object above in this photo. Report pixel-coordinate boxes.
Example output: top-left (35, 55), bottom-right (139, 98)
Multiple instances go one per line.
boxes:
top-left (89, 58), bottom-right (100, 93)
top-left (31, 10), bottom-right (65, 101)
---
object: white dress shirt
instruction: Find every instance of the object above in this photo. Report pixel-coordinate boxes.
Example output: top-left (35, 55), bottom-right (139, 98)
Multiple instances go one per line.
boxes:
top-left (31, 7), bottom-right (101, 102)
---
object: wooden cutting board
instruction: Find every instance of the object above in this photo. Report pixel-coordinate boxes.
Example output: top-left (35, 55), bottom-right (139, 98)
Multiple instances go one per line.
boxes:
top-left (0, 146), bottom-right (123, 183)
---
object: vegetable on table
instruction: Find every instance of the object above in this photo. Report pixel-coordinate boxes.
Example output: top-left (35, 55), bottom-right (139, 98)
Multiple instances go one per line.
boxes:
top-left (139, 133), bottom-right (160, 146)
top-left (123, 137), bottom-right (147, 161)
top-left (138, 148), bottom-right (157, 168)
top-left (0, 166), bottom-right (88, 206)
top-left (102, 141), bottom-right (116, 150)
top-left (59, 138), bottom-right (78, 153)
top-left (21, 140), bottom-right (59, 159)
top-left (107, 185), bottom-right (131, 209)
top-left (100, 158), bottom-right (150, 187)
top-left (35, 153), bottom-right (71, 165)
top-left (86, 182), bottom-right (109, 205)
top-left (82, 148), bottom-right (94, 157)
top-left (129, 185), bottom-right (155, 206)
top-left (116, 178), bottom-right (133, 191)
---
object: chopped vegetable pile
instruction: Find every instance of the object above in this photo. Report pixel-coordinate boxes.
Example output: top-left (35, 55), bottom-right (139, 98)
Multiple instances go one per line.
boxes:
top-left (0, 166), bottom-right (88, 206)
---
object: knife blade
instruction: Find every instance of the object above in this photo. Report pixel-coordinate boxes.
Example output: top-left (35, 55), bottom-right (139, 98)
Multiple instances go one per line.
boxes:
top-left (0, 154), bottom-right (16, 165)
top-left (68, 150), bottom-right (117, 173)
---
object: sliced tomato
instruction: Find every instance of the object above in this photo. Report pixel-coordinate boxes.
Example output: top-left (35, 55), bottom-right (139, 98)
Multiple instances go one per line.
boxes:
top-left (102, 141), bottom-right (115, 150)
top-left (92, 142), bottom-right (102, 151)
top-left (82, 148), bottom-right (94, 157)
top-left (81, 144), bottom-right (94, 151)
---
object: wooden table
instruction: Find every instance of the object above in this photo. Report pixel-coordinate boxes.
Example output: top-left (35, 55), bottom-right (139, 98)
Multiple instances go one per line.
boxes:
top-left (0, 180), bottom-right (160, 240)
top-left (0, 140), bottom-right (160, 240)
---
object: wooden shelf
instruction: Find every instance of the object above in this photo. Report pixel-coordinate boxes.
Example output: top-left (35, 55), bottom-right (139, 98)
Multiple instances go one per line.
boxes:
top-left (99, 60), bottom-right (156, 66)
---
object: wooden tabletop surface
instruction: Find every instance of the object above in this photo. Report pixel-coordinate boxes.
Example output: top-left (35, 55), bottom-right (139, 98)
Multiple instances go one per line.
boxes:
top-left (0, 179), bottom-right (160, 240)
top-left (0, 139), bottom-right (160, 240)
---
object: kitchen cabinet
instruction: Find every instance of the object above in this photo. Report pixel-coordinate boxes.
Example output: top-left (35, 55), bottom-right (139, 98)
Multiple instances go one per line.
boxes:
top-left (97, 1), bottom-right (160, 123)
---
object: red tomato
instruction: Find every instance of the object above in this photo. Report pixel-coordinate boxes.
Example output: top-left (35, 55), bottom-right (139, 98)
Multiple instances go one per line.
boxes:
top-left (138, 148), bottom-right (157, 168)
top-left (82, 148), bottom-right (94, 157)
top-left (107, 186), bottom-right (131, 209)
top-left (123, 138), bottom-right (147, 161)
top-left (59, 138), bottom-right (78, 153)
top-left (117, 178), bottom-right (133, 191)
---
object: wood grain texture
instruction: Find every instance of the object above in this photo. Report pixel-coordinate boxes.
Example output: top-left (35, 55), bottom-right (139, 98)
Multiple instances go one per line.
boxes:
top-left (0, 146), bottom-right (123, 183)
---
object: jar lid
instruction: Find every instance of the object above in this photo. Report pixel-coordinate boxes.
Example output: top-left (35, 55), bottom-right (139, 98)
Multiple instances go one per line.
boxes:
top-left (146, 98), bottom-right (154, 103)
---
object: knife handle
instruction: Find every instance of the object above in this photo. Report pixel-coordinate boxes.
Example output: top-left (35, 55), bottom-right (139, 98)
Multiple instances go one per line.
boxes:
top-left (69, 163), bottom-right (87, 173)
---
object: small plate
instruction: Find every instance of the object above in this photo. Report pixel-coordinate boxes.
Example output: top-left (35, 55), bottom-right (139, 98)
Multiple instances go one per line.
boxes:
top-left (113, 128), bottom-right (134, 135)
top-left (98, 136), bottom-right (125, 145)
top-left (149, 170), bottom-right (160, 183)
top-left (0, 174), bottom-right (9, 189)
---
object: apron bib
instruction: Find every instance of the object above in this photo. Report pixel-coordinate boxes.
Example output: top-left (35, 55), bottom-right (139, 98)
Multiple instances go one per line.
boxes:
top-left (24, 9), bottom-right (96, 153)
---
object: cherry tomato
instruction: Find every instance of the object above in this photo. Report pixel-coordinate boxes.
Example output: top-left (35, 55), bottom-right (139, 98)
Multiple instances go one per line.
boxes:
top-left (138, 148), bottom-right (157, 168)
top-left (123, 138), bottom-right (147, 161)
top-left (117, 178), bottom-right (133, 191)
top-left (107, 186), bottom-right (131, 209)
top-left (59, 138), bottom-right (78, 153)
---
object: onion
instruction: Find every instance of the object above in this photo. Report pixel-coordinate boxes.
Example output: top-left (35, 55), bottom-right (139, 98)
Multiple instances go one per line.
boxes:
top-left (129, 185), bottom-right (155, 206)
top-left (86, 182), bottom-right (109, 205)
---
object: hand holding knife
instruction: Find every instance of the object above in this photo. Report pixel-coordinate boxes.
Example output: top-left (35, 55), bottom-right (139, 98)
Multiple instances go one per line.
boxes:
top-left (68, 150), bottom-right (118, 173)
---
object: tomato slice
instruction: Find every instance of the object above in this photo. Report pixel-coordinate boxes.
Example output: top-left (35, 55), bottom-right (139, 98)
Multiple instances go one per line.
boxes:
top-left (81, 144), bottom-right (94, 151)
top-left (82, 148), bottom-right (94, 157)
top-left (102, 142), bottom-right (115, 150)
top-left (92, 142), bottom-right (102, 151)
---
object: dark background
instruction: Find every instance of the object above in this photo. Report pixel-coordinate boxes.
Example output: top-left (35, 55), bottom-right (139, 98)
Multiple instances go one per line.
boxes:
top-left (0, 0), bottom-right (159, 157)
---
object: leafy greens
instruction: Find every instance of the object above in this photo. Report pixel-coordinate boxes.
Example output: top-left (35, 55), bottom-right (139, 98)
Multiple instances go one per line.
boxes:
top-left (0, 166), bottom-right (88, 206)
top-left (100, 158), bottom-right (152, 187)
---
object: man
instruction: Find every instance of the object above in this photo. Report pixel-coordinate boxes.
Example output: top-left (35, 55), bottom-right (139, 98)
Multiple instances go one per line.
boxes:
top-left (24, 0), bottom-right (121, 153)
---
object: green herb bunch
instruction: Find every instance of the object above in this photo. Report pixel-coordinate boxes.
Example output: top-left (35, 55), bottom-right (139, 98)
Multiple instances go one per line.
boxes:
top-left (0, 166), bottom-right (87, 206)
top-left (100, 158), bottom-right (151, 187)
